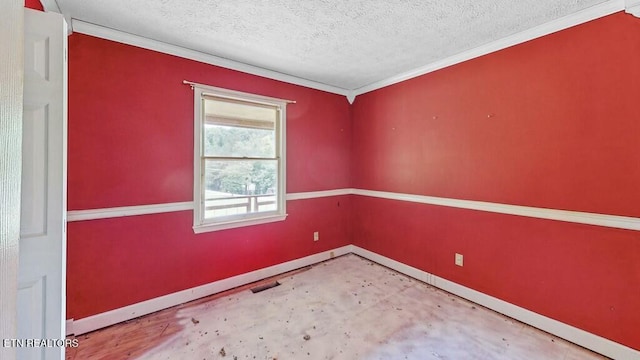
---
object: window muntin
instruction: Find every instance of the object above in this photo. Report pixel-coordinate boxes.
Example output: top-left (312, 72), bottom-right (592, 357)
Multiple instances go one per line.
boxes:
top-left (192, 85), bottom-right (288, 233)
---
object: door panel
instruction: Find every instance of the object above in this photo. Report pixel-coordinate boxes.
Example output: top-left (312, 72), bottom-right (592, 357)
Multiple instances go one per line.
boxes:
top-left (16, 277), bottom-right (45, 343)
top-left (19, 8), bottom-right (67, 360)
top-left (20, 104), bottom-right (49, 238)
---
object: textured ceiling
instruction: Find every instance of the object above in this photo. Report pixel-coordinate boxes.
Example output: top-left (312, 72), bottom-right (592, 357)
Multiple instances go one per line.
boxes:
top-left (56, 0), bottom-right (609, 91)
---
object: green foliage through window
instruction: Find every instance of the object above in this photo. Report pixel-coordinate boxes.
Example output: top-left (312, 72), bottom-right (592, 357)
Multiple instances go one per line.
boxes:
top-left (204, 125), bottom-right (277, 197)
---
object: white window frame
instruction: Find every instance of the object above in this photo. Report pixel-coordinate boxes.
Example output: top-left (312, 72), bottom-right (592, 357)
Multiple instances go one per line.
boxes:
top-left (190, 82), bottom-right (289, 233)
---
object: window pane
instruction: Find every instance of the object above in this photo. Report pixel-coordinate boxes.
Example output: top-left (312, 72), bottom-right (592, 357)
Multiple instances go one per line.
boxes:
top-left (204, 124), bottom-right (275, 158)
top-left (203, 159), bottom-right (278, 219)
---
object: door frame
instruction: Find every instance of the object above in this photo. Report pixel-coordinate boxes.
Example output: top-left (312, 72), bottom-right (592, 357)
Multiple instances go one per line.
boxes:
top-left (0, 1), bottom-right (25, 359)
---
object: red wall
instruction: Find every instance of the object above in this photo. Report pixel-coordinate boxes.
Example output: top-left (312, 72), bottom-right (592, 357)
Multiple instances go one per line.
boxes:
top-left (68, 12), bottom-right (640, 352)
top-left (66, 34), bottom-right (352, 319)
top-left (352, 12), bottom-right (640, 350)
top-left (24, 0), bottom-right (43, 11)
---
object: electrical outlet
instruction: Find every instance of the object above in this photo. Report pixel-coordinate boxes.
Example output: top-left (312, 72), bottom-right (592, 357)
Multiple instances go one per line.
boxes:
top-left (455, 253), bottom-right (464, 267)
top-left (313, 231), bottom-right (319, 241)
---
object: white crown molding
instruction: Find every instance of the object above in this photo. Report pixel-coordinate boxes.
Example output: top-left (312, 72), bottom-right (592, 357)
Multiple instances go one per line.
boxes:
top-left (68, 245), bottom-right (353, 335)
top-left (68, 1), bottom-right (625, 103)
top-left (70, 19), bottom-right (350, 98)
top-left (346, 91), bottom-right (356, 104)
top-left (39, 0), bottom-right (61, 13)
top-left (352, 189), bottom-right (640, 231)
top-left (351, 246), bottom-right (640, 360)
top-left (40, 0), bottom-right (73, 34)
top-left (626, 0), bottom-right (640, 16)
top-left (351, 0), bottom-right (625, 97)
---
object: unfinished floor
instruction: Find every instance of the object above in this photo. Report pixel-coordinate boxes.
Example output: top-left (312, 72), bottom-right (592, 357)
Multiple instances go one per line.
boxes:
top-left (66, 254), bottom-right (607, 360)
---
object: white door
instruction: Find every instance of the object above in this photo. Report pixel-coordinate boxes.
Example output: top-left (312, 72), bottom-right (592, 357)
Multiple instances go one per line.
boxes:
top-left (18, 8), bottom-right (67, 360)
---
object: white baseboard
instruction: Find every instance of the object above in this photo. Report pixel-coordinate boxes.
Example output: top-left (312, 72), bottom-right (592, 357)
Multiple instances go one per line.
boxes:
top-left (351, 245), bottom-right (640, 360)
top-left (67, 244), bottom-right (639, 358)
top-left (65, 319), bottom-right (74, 336)
top-left (69, 245), bottom-right (353, 335)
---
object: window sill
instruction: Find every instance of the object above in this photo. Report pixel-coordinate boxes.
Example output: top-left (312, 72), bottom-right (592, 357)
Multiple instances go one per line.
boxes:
top-left (193, 214), bottom-right (288, 234)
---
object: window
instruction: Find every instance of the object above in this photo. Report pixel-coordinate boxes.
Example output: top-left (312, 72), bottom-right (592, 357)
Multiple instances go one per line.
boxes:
top-left (190, 83), bottom-right (289, 233)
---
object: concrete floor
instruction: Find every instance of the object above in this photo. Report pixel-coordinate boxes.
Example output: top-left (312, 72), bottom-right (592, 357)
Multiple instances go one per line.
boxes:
top-left (68, 254), bottom-right (608, 359)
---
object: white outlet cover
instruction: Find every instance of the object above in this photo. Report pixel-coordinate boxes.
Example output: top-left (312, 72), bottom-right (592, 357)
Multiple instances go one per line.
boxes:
top-left (455, 253), bottom-right (464, 267)
top-left (313, 232), bottom-right (319, 241)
